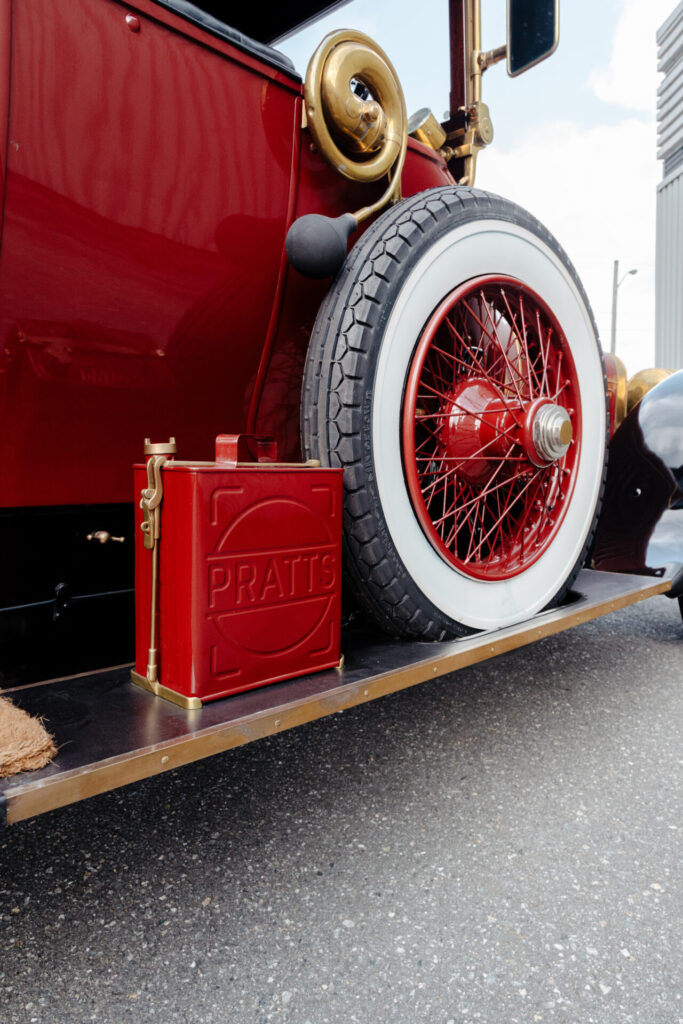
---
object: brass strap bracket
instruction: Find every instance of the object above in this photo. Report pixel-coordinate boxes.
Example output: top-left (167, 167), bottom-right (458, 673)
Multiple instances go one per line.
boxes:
top-left (139, 442), bottom-right (176, 691)
top-left (133, 437), bottom-right (202, 709)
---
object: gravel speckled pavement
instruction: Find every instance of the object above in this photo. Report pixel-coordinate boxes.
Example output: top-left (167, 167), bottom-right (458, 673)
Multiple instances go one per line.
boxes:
top-left (1, 596), bottom-right (681, 1024)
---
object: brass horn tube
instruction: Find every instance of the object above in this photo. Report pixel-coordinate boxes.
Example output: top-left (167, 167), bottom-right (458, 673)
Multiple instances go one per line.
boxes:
top-left (304, 29), bottom-right (407, 186)
top-left (353, 141), bottom-right (408, 225)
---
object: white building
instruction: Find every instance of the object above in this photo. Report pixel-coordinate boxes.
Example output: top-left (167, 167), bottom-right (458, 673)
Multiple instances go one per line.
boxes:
top-left (655, 1), bottom-right (683, 368)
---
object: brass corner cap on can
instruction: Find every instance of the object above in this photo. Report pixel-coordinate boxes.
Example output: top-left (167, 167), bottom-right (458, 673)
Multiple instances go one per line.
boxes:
top-left (144, 437), bottom-right (177, 457)
top-left (131, 670), bottom-right (202, 710)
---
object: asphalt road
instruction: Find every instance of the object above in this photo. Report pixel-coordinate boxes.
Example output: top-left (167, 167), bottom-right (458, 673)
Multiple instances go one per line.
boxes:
top-left (1, 596), bottom-right (681, 1024)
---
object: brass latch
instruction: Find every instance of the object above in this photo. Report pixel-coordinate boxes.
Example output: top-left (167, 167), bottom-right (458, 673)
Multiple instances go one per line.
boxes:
top-left (87, 530), bottom-right (125, 544)
top-left (140, 436), bottom-right (176, 552)
top-left (140, 454), bottom-right (166, 551)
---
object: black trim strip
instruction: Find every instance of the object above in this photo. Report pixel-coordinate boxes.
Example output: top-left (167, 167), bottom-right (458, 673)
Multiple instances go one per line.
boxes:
top-left (0, 589), bottom-right (135, 615)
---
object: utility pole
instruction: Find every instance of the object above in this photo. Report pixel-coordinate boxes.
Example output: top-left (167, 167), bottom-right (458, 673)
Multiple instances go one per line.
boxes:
top-left (610, 260), bottom-right (619, 354)
top-left (610, 259), bottom-right (638, 354)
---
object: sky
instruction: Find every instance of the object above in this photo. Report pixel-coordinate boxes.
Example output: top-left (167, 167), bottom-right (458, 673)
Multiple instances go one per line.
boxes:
top-left (279, 0), bottom-right (676, 374)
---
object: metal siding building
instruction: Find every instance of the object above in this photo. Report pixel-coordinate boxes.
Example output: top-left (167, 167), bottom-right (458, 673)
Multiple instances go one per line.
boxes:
top-left (656, 2), bottom-right (683, 368)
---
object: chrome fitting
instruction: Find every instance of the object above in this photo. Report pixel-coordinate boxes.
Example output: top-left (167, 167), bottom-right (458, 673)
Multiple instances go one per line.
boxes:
top-left (532, 404), bottom-right (573, 462)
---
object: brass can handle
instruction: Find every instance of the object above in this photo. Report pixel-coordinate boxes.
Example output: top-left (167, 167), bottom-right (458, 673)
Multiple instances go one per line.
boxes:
top-left (87, 530), bottom-right (125, 544)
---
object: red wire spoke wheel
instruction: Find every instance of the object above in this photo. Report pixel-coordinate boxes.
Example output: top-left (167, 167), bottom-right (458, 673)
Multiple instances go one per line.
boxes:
top-left (302, 187), bottom-right (607, 639)
top-left (402, 276), bottom-right (582, 580)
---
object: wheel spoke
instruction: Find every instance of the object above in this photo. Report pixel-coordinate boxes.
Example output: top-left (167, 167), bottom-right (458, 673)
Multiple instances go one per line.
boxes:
top-left (499, 289), bottom-right (540, 399)
top-left (538, 315), bottom-right (552, 398)
top-left (481, 292), bottom-right (528, 403)
top-left (468, 468), bottom-right (544, 563)
top-left (457, 301), bottom-right (527, 407)
top-left (517, 293), bottom-right (536, 398)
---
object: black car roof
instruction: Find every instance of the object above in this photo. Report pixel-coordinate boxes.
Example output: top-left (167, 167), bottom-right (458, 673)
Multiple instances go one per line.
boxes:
top-left (178, 1), bottom-right (353, 44)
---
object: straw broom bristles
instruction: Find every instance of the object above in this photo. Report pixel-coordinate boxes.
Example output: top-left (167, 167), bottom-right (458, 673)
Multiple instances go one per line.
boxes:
top-left (0, 696), bottom-right (57, 778)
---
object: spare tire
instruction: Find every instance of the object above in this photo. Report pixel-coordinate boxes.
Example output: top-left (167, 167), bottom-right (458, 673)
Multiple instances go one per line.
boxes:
top-left (301, 186), bottom-right (608, 639)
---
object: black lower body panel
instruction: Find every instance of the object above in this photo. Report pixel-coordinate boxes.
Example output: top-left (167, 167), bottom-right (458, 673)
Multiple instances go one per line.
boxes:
top-left (0, 503), bottom-right (134, 686)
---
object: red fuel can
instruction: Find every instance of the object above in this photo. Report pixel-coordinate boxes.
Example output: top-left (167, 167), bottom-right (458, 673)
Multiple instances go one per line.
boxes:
top-left (133, 436), bottom-right (343, 706)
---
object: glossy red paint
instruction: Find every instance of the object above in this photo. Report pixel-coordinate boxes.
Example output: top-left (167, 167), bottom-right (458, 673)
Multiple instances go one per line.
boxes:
top-left (133, 438), bottom-right (343, 702)
top-left (401, 276), bottom-right (582, 581)
top-left (401, 138), bottom-right (455, 196)
top-left (0, 0), bottom-right (302, 508)
top-left (0, 0), bottom-right (10, 242)
top-left (0, 0), bottom-right (455, 508)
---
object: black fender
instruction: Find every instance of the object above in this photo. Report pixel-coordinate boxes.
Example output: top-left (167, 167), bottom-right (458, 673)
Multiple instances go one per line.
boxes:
top-left (593, 369), bottom-right (683, 596)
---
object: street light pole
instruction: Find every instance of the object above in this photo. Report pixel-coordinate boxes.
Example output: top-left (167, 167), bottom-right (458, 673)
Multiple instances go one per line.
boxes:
top-left (610, 260), bottom-right (619, 354)
top-left (610, 259), bottom-right (638, 354)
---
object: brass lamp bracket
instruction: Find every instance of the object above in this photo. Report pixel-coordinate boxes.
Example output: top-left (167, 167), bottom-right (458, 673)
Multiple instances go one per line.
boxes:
top-left (441, 1), bottom-right (504, 186)
top-left (139, 453), bottom-right (167, 689)
top-left (474, 44), bottom-right (507, 72)
top-left (140, 454), bottom-right (166, 552)
top-left (441, 100), bottom-right (494, 186)
top-left (131, 439), bottom-right (203, 711)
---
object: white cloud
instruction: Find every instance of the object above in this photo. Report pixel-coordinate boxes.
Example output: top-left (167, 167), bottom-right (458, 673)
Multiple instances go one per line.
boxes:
top-left (479, 116), bottom-right (659, 372)
top-left (475, 0), bottom-right (675, 373)
top-left (588, 0), bottom-right (673, 113)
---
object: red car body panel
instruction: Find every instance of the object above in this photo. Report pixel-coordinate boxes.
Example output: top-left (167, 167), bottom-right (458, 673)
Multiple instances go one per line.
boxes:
top-left (0, 0), bottom-right (453, 509)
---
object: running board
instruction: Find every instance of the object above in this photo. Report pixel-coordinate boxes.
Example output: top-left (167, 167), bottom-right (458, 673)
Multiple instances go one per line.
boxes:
top-left (0, 570), bottom-right (671, 826)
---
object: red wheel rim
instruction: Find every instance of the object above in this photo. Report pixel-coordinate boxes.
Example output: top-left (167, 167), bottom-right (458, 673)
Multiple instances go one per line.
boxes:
top-left (402, 275), bottom-right (582, 581)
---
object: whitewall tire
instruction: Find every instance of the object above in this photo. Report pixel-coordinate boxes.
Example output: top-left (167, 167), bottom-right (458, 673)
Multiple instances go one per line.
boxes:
top-left (302, 187), bottom-right (608, 639)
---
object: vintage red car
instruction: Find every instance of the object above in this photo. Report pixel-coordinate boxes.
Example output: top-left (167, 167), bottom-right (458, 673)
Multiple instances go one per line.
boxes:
top-left (1, 0), bottom-right (682, 821)
top-left (0, 0), bottom-right (681, 692)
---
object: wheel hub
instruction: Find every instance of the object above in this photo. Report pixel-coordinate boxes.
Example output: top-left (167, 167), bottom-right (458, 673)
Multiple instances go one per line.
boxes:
top-left (440, 379), bottom-right (517, 485)
top-left (441, 381), bottom-right (574, 485)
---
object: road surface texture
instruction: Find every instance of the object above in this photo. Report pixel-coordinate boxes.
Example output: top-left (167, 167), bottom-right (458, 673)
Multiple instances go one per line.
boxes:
top-left (1, 595), bottom-right (681, 1024)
